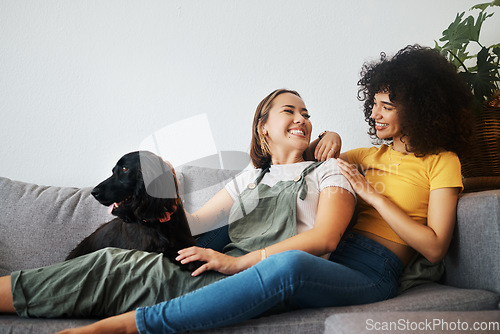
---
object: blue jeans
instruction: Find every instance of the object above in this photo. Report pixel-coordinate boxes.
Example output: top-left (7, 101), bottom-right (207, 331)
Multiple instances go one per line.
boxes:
top-left (135, 233), bottom-right (403, 333)
top-left (196, 225), bottom-right (230, 253)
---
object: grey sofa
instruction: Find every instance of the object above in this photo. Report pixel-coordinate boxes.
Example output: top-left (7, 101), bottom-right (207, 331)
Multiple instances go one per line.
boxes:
top-left (0, 165), bottom-right (499, 334)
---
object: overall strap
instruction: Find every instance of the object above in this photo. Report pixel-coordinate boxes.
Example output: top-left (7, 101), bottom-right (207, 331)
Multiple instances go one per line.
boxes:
top-left (235, 166), bottom-right (270, 217)
top-left (298, 161), bottom-right (325, 200)
top-left (254, 165), bottom-right (270, 185)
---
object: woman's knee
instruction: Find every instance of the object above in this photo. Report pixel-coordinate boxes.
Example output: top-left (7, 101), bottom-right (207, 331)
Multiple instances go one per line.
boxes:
top-left (266, 250), bottom-right (315, 276)
top-left (253, 250), bottom-right (316, 298)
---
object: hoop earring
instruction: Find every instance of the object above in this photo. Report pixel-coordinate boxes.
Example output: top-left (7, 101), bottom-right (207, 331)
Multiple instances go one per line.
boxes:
top-left (260, 135), bottom-right (271, 156)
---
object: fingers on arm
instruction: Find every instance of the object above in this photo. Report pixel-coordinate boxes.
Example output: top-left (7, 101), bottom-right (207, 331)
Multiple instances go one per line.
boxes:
top-left (314, 132), bottom-right (342, 161)
top-left (336, 159), bottom-right (367, 190)
top-left (316, 144), bottom-right (338, 161)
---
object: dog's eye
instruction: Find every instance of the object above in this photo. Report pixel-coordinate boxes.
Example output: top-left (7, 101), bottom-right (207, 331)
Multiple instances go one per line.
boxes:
top-left (122, 167), bottom-right (129, 173)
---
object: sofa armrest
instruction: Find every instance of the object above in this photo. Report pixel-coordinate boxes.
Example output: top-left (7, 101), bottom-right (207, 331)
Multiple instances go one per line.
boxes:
top-left (444, 189), bottom-right (500, 294)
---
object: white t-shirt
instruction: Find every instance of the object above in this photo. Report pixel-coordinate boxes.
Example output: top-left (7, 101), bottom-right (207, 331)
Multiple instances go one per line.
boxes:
top-left (225, 159), bottom-right (355, 234)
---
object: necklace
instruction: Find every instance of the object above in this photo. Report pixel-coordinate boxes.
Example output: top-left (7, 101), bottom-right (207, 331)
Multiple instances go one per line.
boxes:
top-left (388, 145), bottom-right (404, 166)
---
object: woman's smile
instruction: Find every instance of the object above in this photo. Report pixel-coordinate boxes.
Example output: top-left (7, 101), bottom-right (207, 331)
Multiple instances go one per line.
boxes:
top-left (262, 92), bottom-right (312, 164)
top-left (288, 128), bottom-right (306, 137)
top-left (375, 122), bottom-right (389, 131)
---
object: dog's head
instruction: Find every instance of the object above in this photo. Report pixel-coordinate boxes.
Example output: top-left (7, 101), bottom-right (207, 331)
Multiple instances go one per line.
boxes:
top-left (91, 151), bottom-right (180, 222)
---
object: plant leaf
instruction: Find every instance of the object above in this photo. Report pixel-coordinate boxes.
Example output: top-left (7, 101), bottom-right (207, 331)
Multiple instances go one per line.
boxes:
top-left (472, 2), bottom-right (492, 11)
top-left (439, 12), bottom-right (470, 50)
top-left (472, 0), bottom-right (500, 10)
top-left (492, 46), bottom-right (500, 58)
top-left (465, 47), bottom-right (499, 102)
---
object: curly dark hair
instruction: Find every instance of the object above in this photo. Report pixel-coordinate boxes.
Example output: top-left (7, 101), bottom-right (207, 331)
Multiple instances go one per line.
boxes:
top-left (357, 44), bottom-right (474, 156)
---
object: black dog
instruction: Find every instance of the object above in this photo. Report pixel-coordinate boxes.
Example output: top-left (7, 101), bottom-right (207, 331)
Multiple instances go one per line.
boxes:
top-left (67, 151), bottom-right (200, 271)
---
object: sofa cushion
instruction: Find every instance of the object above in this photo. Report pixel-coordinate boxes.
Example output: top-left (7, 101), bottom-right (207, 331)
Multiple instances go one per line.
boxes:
top-left (368, 283), bottom-right (499, 312)
top-left (325, 310), bottom-right (500, 334)
top-left (0, 177), bottom-right (109, 276)
top-left (444, 190), bottom-right (500, 293)
top-left (198, 283), bottom-right (499, 333)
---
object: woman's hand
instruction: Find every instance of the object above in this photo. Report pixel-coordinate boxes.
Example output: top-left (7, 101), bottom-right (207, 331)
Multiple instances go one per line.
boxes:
top-left (176, 247), bottom-right (246, 276)
top-left (336, 158), bottom-right (380, 206)
top-left (314, 131), bottom-right (341, 161)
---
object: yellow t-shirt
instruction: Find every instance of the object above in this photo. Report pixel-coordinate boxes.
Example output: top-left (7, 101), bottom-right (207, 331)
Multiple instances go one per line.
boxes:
top-left (346, 145), bottom-right (463, 245)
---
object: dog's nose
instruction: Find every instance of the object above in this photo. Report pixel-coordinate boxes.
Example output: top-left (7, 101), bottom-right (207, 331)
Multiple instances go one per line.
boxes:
top-left (91, 187), bottom-right (100, 199)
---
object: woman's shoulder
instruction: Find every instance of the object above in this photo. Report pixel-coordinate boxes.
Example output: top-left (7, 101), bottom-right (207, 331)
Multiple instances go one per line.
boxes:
top-left (316, 158), bottom-right (341, 173)
top-left (234, 164), bottom-right (262, 181)
top-left (346, 145), bottom-right (387, 163)
top-left (420, 151), bottom-right (463, 190)
top-left (420, 150), bottom-right (460, 166)
top-left (435, 150), bottom-right (459, 159)
top-left (224, 165), bottom-right (262, 199)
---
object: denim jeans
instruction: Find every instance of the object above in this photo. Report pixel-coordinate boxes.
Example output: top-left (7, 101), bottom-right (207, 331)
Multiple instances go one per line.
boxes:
top-left (135, 233), bottom-right (403, 333)
top-left (196, 225), bottom-right (230, 253)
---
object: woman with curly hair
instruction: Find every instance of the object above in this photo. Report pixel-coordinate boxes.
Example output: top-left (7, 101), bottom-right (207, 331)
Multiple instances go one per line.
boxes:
top-left (357, 44), bottom-right (473, 157)
top-left (5, 45), bottom-right (473, 333)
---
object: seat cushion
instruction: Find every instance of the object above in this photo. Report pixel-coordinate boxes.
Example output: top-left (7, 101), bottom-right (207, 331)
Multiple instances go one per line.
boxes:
top-left (197, 283), bottom-right (499, 333)
top-left (325, 310), bottom-right (500, 334)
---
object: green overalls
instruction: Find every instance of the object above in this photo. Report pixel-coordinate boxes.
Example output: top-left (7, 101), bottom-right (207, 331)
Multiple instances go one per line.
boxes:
top-left (224, 161), bottom-right (325, 257)
top-left (11, 161), bottom-right (324, 318)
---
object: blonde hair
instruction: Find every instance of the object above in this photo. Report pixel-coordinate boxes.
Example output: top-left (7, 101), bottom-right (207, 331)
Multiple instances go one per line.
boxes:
top-left (249, 89), bottom-right (301, 168)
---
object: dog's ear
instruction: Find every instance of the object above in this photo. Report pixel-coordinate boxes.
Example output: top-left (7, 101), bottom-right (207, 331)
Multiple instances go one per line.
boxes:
top-left (139, 151), bottom-right (178, 199)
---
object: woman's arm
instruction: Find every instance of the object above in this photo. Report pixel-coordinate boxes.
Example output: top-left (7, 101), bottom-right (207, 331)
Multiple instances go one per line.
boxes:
top-left (177, 186), bottom-right (356, 276)
top-left (336, 158), bottom-right (459, 263)
top-left (260, 186), bottom-right (355, 256)
top-left (185, 188), bottom-right (235, 236)
top-left (370, 187), bottom-right (458, 263)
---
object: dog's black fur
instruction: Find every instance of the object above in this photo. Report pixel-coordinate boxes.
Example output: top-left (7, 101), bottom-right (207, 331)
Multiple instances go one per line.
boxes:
top-left (66, 151), bottom-right (201, 271)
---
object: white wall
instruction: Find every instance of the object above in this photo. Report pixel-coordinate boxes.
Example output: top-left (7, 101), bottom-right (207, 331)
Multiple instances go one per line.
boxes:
top-left (1, 0), bottom-right (499, 187)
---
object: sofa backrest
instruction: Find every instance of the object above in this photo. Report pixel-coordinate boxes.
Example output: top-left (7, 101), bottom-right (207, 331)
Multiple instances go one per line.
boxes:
top-left (444, 189), bottom-right (500, 294)
top-left (0, 176), bottom-right (109, 276)
top-left (2, 170), bottom-right (499, 296)
top-left (176, 165), bottom-right (242, 212)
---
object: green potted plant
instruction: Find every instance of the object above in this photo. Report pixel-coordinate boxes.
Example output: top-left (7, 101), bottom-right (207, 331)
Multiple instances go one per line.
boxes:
top-left (435, 0), bottom-right (500, 189)
top-left (435, 0), bottom-right (500, 107)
